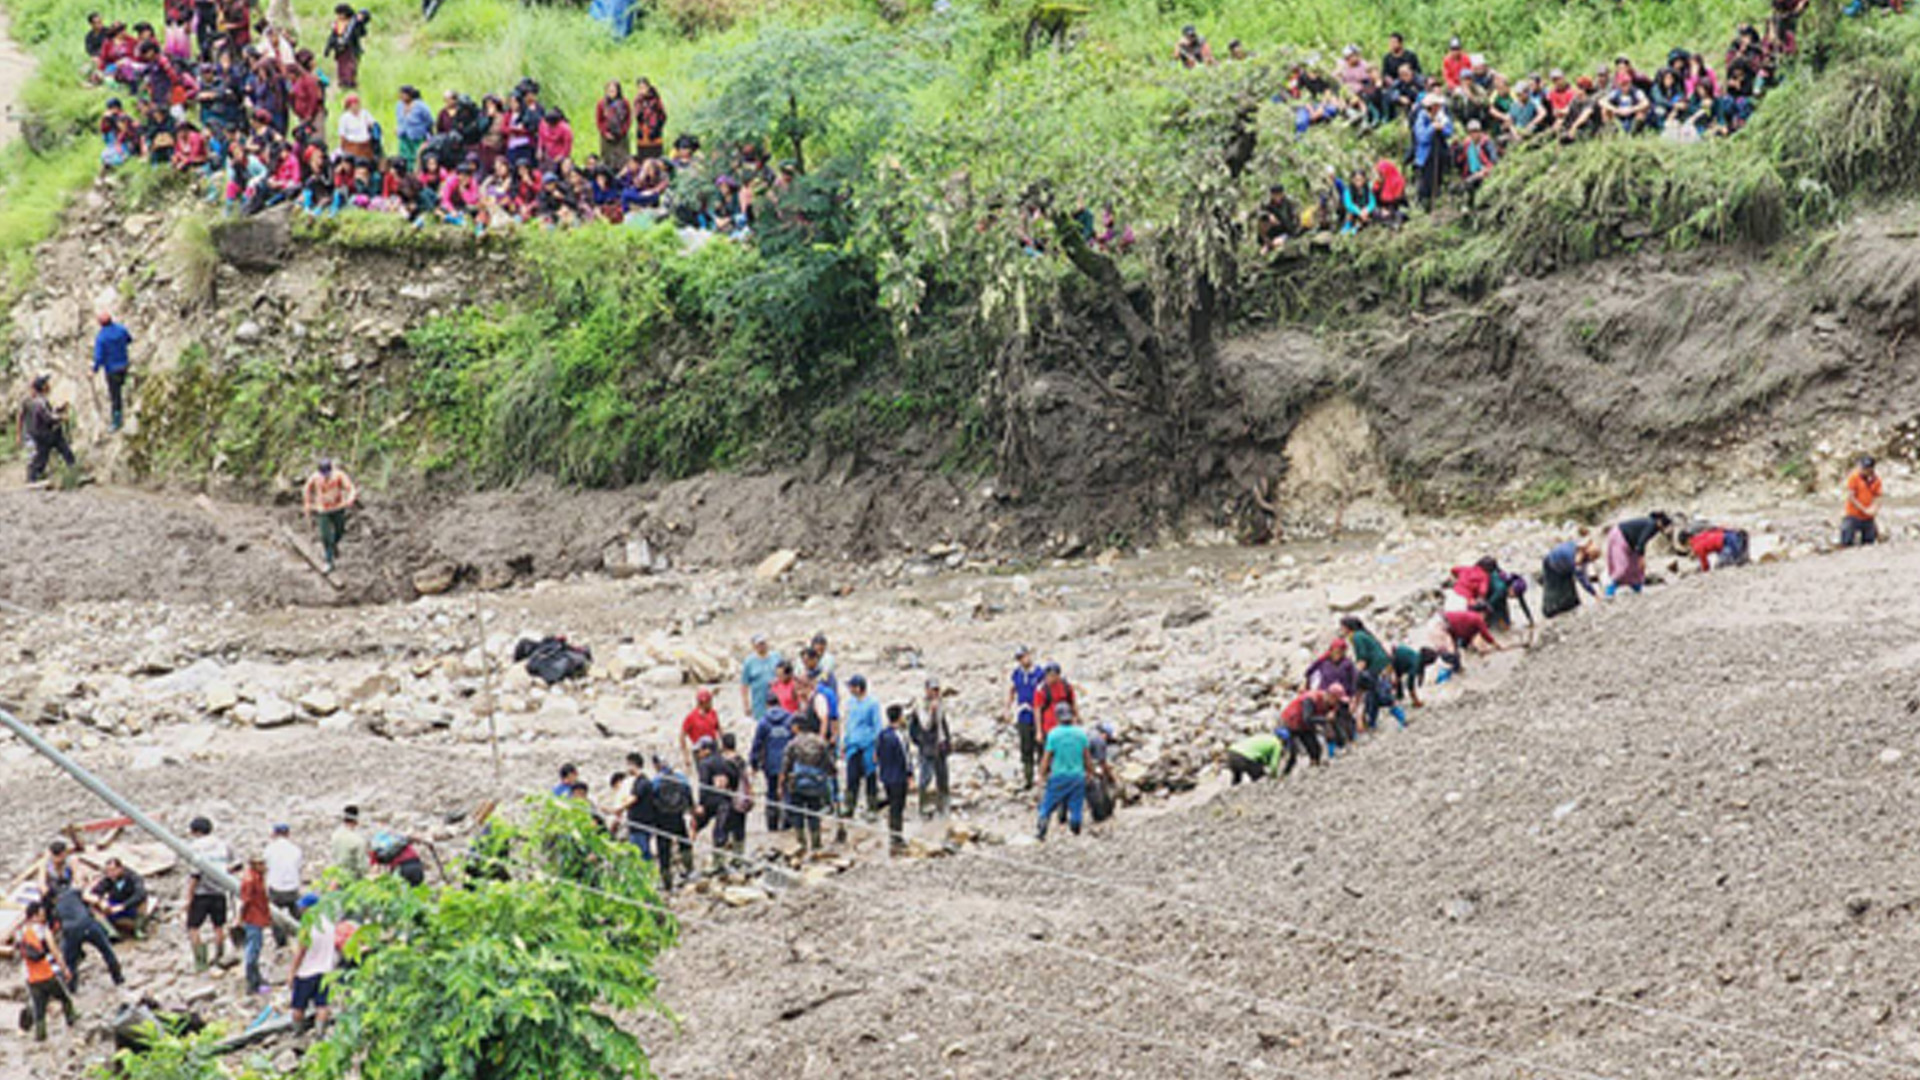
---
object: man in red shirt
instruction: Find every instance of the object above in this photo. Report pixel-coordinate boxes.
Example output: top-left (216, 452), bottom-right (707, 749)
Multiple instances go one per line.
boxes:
top-left (1033, 663), bottom-right (1077, 738)
top-left (239, 856), bottom-right (273, 994)
top-left (1841, 456), bottom-right (1883, 547)
top-left (1441, 37), bottom-right (1472, 90)
top-left (680, 688), bottom-right (721, 769)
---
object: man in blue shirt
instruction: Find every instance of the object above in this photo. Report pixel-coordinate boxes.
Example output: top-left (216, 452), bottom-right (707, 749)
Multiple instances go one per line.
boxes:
top-left (92, 311), bottom-right (132, 432)
top-left (840, 674), bottom-right (882, 818)
top-left (740, 635), bottom-right (782, 724)
top-left (1005, 645), bottom-right (1046, 790)
top-left (551, 763), bottom-right (579, 798)
top-left (395, 85), bottom-right (435, 168)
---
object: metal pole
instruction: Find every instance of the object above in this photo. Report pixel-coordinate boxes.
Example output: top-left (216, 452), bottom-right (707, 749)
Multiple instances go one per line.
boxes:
top-left (0, 705), bottom-right (301, 935)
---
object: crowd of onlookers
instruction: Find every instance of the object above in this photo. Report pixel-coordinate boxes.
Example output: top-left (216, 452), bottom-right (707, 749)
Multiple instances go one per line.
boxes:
top-left (72, 0), bottom-right (1905, 247)
top-left (83, 0), bottom-right (791, 234)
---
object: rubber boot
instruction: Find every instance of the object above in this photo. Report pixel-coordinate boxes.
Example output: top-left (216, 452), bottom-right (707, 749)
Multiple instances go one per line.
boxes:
top-left (192, 942), bottom-right (208, 972)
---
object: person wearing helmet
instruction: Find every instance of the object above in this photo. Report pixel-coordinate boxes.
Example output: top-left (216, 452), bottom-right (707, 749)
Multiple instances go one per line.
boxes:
top-left (18, 375), bottom-right (75, 484)
top-left (681, 687), bottom-right (722, 771)
top-left (1842, 456), bottom-right (1883, 547)
top-left (1005, 646), bottom-right (1046, 790)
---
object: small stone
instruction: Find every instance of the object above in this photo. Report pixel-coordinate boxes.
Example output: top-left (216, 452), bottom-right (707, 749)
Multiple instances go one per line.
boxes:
top-left (253, 695), bottom-right (298, 728)
top-left (298, 688), bottom-right (340, 717)
top-left (1878, 748), bottom-right (1903, 765)
top-left (204, 681), bottom-right (239, 714)
top-left (1325, 585), bottom-right (1374, 613)
top-left (720, 885), bottom-right (766, 907)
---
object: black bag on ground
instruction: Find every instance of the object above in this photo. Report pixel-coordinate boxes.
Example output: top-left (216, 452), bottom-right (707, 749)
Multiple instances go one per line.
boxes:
top-left (514, 636), bottom-right (592, 684)
top-left (1088, 775), bottom-right (1115, 823)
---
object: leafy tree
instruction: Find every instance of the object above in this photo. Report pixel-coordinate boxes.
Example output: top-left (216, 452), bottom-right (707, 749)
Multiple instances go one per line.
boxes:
top-left (291, 798), bottom-right (677, 1080)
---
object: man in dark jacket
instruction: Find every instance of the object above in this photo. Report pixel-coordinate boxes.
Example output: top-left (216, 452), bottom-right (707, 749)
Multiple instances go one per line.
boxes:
top-left (876, 706), bottom-right (913, 852)
top-left (694, 736), bottom-right (744, 871)
top-left (88, 858), bottom-right (149, 937)
top-left (92, 311), bottom-right (132, 432)
top-left (19, 375), bottom-right (75, 483)
top-left (909, 680), bottom-right (953, 819)
top-left (50, 883), bottom-right (124, 991)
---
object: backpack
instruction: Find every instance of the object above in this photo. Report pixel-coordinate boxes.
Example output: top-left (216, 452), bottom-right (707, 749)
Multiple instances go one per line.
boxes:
top-left (652, 771), bottom-right (692, 817)
top-left (758, 711), bottom-right (794, 776)
top-left (518, 636), bottom-right (592, 684)
top-left (790, 762), bottom-right (831, 801)
top-left (370, 831), bottom-right (410, 862)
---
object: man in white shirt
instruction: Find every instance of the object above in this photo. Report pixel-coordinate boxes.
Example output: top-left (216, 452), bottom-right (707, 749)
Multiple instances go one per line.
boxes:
top-left (262, 823), bottom-right (304, 946)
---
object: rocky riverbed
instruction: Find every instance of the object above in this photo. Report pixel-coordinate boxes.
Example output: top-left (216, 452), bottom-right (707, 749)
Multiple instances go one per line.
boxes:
top-left (0, 479), bottom-right (1906, 1078)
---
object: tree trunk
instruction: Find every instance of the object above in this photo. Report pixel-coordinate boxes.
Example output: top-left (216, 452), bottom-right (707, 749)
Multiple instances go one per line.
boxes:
top-left (1051, 210), bottom-right (1165, 404)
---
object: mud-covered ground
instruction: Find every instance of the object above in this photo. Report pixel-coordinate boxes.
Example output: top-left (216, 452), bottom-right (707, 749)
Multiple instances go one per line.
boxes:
top-left (0, 479), bottom-right (1912, 1078)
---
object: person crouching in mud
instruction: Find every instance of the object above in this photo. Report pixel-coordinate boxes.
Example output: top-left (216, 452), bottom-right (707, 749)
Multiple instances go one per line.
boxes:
top-left (1604, 511), bottom-right (1673, 596)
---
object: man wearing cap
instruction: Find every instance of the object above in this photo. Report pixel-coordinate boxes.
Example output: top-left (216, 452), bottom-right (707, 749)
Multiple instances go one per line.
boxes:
top-left (1033, 662), bottom-right (1078, 740)
top-left (1842, 456), bottom-right (1883, 547)
top-left (739, 635), bottom-right (782, 724)
top-left (681, 688), bottom-right (722, 771)
top-left (1441, 36), bottom-right (1471, 90)
top-left (302, 457), bottom-right (358, 573)
top-left (239, 856), bottom-right (272, 993)
top-left (330, 805), bottom-right (368, 881)
top-left (92, 311), bottom-right (133, 432)
top-left (840, 674), bottom-right (882, 818)
top-left (693, 735), bottom-right (743, 870)
top-left (18, 375), bottom-right (74, 484)
top-left (87, 858), bottom-right (148, 938)
top-left (288, 893), bottom-right (337, 1034)
top-left (1412, 92), bottom-right (1455, 211)
top-left (263, 823), bottom-right (303, 947)
top-left (1036, 703), bottom-right (1094, 841)
top-left (395, 84), bottom-right (434, 167)
top-left (1006, 646), bottom-right (1046, 789)
top-left (910, 679), bottom-right (953, 818)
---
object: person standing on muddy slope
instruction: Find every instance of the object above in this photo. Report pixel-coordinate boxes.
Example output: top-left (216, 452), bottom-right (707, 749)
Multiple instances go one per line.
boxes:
top-left (910, 678), bottom-right (953, 818)
top-left (92, 311), bottom-right (132, 433)
top-left (302, 458), bottom-right (357, 574)
top-left (740, 635), bottom-right (781, 724)
top-left (1036, 703), bottom-right (1094, 841)
top-left (19, 375), bottom-right (76, 484)
top-left (1841, 456), bottom-right (1883, 547)
top-left (330, 805), bottom-right (368, 881)
top-left (1005, 646), bottom-right (1045, 790)
top-left (840, 674), bottom-right (883, 818)
top-left (1033, 662), bottom-right (1077, 740)
top-left (184, 816), bottom-right (233, 973)
top-left (1604, 511), bottom-right (1673, 596)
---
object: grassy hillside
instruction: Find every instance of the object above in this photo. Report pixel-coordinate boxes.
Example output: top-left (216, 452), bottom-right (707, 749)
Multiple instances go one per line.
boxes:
top-left (7, 0), bottom-right (1920, 491)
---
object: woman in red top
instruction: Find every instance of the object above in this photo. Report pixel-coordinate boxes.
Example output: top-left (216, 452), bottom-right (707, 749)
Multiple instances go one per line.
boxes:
top-left (1033, 663), bottom-right (1077, 738)
top-left (681, 688), bottom-right (721, 768)
top-left (595, 81), bottom-right (631, 172)
top-left (633, 78), bottom-right (667, 160)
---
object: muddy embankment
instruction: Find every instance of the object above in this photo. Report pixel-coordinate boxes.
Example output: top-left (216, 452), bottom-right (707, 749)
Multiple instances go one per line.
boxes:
top-left (6, 188), bottom-right (1918, 608)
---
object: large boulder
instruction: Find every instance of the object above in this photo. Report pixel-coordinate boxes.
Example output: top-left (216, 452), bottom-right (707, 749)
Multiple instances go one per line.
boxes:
top-left (211, 207), bottom-right (292, 271)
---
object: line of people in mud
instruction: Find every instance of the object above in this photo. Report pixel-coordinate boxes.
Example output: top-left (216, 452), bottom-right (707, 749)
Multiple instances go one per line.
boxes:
top-left (1226, 461), bottom-right (1889, 781)
top-left (8, 806), bottom-right (419, 1043)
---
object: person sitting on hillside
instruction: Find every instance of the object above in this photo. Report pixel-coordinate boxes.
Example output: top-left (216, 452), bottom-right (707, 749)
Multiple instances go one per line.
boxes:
top-left (1173, 25), bottom-right (1215, 68)
top-left (1557, 77), bottom-right (1605, 142)
top-left (1335, 46), bottom-right (1385, 126)
top-left (1441, 37), bottom-right (1473, 91)
top-left (1372, 159), bottom-right (1407, 226)
top-left (1255, 185), bottom-right (1300, 253)
top-left (1599, 74), bottom-right (1651, 133)
top-left (1497, 79), bottom-right (1550, 141)
top-left (1456, 120), bottom-right (1498, 204)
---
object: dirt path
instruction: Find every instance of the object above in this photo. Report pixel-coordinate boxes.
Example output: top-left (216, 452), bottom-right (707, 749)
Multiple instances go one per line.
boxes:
top-left (0, 8), bottom-right (36, 149)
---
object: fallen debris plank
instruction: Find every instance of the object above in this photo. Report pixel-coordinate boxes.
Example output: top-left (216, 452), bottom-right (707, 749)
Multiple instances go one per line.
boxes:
top-left (275, 524), bottom-right (346, 590)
